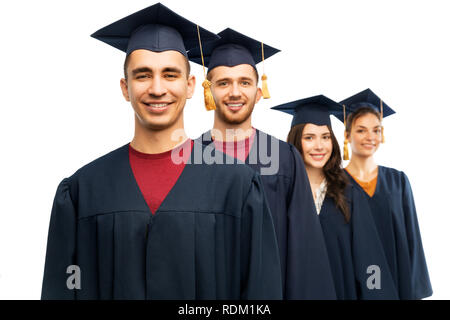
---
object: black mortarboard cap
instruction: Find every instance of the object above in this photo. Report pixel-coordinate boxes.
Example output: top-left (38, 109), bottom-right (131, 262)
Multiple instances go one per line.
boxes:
top-left (91, 2), bottom-right (219, 57)
top-left (333, 88), bottom-right (396, 123)
top-left (189, 28), bottom-right (280, 107)
top-left (188, 28), bottom-right (280, 70)
top-left (271, 95), bottom-right (342, 128)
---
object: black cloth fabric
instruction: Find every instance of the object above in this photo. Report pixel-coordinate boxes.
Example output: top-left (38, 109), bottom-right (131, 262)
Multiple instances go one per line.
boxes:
top-left (42, 141), bottom-right (282, 300)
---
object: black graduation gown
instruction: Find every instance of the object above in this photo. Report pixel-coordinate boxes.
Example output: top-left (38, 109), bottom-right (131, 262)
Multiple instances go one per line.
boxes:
top-left (41, 141), bottom-right (282, 300)
top-left (345, 166), bottom-right (432, 299)
top-left (198, 129), bottom-right (336, 299)
top-left (318, 184), bottom-right (399, 299)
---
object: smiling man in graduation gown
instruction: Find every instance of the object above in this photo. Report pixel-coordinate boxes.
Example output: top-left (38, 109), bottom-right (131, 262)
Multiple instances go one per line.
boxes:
top-left (41, 3), bottom-right (282, 300)
top-left (189, 29), bottom-right (336, 299)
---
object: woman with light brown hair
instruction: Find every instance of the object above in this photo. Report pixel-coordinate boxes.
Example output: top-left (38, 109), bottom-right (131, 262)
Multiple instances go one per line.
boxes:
top-left (335, 88), bottom-right (432, 299)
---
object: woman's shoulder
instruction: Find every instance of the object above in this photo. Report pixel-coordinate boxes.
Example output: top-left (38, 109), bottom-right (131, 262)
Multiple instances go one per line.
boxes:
top-left (378, 165), bottom-right (409, 181)
top-left (377, 166), bottom-right (413, 194)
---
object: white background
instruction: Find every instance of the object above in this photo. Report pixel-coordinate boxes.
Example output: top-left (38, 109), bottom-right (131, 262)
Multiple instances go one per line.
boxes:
top-left (0, 0), bottom-right (448, 299)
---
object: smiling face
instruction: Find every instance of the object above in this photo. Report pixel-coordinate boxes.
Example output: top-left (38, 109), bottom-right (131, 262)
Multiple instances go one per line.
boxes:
top-left (208, 64), bottom-right (262, 126)
top-left (120, 49), bottom-right (195, 132)
top-left (347, 113), bottom-right (382, 158)
top-left (301, 123), bottom-right (333, 170)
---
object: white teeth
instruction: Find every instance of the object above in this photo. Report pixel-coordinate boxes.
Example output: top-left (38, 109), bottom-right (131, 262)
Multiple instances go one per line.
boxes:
top-left (227, 103), bottom-right (243, 107)
top-left (148, 103), bottom-right (168, 108)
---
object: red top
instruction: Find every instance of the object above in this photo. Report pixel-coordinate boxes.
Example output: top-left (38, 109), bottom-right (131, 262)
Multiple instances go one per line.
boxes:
top-left (129, 139), bottom-right (193, 215)
top-left (213, 128), bottom-right (256, 162)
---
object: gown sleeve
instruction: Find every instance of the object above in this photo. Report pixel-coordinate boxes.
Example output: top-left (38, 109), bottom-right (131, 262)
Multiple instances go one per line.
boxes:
top-left (41, 178), bottom-right (77, 300)
top-left (240, 173), bottom-right (283, 300)
top-left (351, 187), bottom-right (399, 299)
top-left (401, 173), bottom-right (433, 299)
top-left (285, 146), bottom-right (337, 299)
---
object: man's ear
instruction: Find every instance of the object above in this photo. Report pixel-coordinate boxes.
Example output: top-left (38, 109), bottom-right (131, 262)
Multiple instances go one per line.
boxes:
top-left (120, 78), bottom-right (130, 101)
top-left (186, 75), bottom-right (196, 99)
top-left (255, 87), bottom-right (263, 104)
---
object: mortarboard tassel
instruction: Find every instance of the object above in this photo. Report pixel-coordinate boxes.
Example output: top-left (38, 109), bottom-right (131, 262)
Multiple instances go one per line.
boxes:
top-left (202, 79), bottom-right (216, 111)
top-left (261, 74), bottom-right (270, 99)
top-left (343, 104), bottom-right (349, 160)
top-left (197, 25), bottom-right (216, 111)
top-left (261, 42), bottom-right (270, 99)
top-left (343, 139), bottom-right (349, 161)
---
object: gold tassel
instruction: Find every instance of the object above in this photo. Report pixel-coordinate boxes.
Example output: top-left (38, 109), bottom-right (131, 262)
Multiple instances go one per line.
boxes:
top-left (261, 42), bottom-right (270, 99)
top-left (202, 79), bottom-right (216, 111)
top-left (261, 74), bottom-right (270, 99)
top-left (343, 138), bottom-right (349, 161)
top-left (381, 126), bottom-right (385, 143)
top-left (196, 25), bottom-right (215, 111)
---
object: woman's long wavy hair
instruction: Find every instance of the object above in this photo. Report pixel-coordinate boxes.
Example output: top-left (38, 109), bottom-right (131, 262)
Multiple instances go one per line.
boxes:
top-left (288, 123), bottom-right (350, 222)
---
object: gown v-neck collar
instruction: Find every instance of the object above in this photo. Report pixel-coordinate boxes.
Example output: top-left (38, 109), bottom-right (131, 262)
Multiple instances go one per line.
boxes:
top-left (345, 167), bottom-right (379, 198)
top-left (124, 141), bottom-right (193, 217)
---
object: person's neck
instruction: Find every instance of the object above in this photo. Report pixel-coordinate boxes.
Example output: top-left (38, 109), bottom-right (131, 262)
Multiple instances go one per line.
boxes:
top-left (130, 118), bottom-right (188, 154)
top-left (305, 165), bottom-right (326, 197)
top-left (346, 154), bottom-right (378, 181)
top-left (212, 115), bottom-right (253, 142)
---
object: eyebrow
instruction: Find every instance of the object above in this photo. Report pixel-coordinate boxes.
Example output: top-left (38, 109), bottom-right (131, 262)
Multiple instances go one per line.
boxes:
top-left (303, 132), bottom-right (330, 136)
top-left (162, 67), bottom-right (182, 74)
top-left (214, 77), bottom-right (231, 83)
top-left (355, 125), bottom-right (381, 129)
top-left (132, 67), bottom-right (152, 76)
top-left (214, 76), bottom-right (254, 83)
top-left (131, 66), bottom-right (183, 76)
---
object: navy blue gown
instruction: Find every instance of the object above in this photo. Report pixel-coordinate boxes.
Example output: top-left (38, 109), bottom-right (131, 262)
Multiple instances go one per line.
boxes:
top-left (41, 141), bottom-right (282, 300)
top-left (318, 183), bottom-right (399, 299)
top-left (199, 129), bottom-right (336, 299)
top-left (345, 166), bottom-right (432, 299)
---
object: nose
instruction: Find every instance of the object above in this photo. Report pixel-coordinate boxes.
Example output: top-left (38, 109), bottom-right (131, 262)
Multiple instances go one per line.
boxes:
top-left (229, 82), bottom-right (241, 99)
top-left (314, 139), bottom-right (324, 150)
top-left (366, 131), bottom-right (377, 141)
top-left (147, 75), bottom-right (167, 97)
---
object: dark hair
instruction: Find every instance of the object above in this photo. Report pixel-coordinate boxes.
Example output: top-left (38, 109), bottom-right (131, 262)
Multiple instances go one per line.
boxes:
top-left (206, 66), bottom-right (259, 84)
top-left (123, 53), bottom-right (191, 80)
top-left (288, 123), bottom-right (350, 222)
top-left (345, 106), bottom-right (382, 135)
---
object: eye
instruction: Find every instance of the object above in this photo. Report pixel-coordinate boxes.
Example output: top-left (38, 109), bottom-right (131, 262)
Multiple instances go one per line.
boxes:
top-left (136, 74), bottom-right (150, 80)
top-left (374, 128), bottom-right (381, 134)
top-left (241, 81), bottom-right (251, 86)
top-left (323, 135), bottom-right (331, 140)
top-left (217, 81), bottom-right (228, 87)
top-left (303, 136), bottom-right (313, 141)
top-left (164, 73), bottom-right (179, 79)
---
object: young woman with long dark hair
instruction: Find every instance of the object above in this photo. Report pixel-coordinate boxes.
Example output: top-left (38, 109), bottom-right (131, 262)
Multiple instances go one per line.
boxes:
top-left (272, 94), bottom-right (398, 299)
top-left (336, 88), bottom-right (432, 299)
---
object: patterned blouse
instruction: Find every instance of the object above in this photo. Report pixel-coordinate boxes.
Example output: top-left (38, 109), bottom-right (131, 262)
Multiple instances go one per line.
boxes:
top-left (314, 179), bottom-right (327, 215)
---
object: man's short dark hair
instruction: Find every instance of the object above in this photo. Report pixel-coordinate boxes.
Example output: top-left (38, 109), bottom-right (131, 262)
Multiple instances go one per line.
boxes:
top-left (206, 66), bottom-right (259, 84)
top-left (123, 53), bottom-right (191, 80)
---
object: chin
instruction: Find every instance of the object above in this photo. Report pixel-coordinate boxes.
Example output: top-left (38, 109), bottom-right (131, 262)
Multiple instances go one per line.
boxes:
top-left (306, 161), bottom-right (326, 170)
top-left (356, 150), bottom-right (376, 158)
top-left (222, 113), bottom-right (250, 125)
top-left (140, 118), bottom-right (175, 131)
